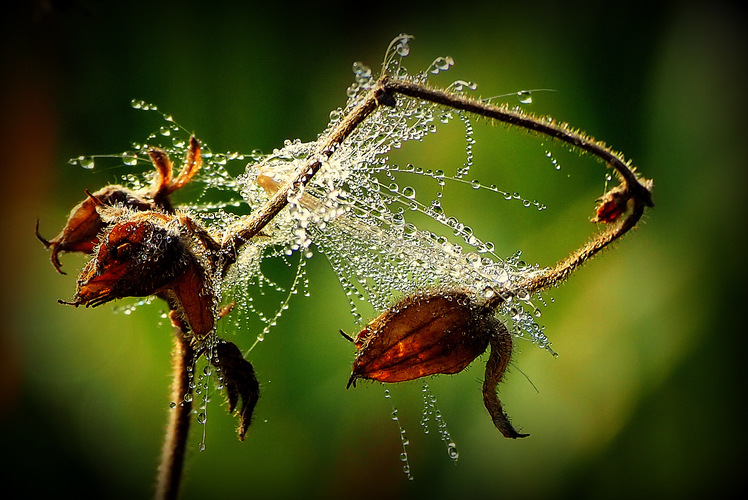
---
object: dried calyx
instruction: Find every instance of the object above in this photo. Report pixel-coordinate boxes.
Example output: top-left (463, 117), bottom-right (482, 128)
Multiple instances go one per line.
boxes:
top-left (345, 288), bottom-right (527, 439)
top-left (37, 139), bottom-right (259, 439)
top-left (36, 136), bottom-right (202, 275)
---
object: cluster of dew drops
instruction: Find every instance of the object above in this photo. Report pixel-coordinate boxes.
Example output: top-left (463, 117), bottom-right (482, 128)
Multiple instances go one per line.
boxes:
top-left (273, 34), bottom-right (559, 353)
top-left (384, 381), bottom-right (459, 481)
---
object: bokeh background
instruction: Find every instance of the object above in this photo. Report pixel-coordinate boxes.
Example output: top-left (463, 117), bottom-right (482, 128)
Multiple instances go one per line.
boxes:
top-left (2, 1), bottom-right (745, 498)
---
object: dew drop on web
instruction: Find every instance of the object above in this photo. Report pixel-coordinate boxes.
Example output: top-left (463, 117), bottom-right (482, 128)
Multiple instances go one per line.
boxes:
top-left (383, 388), bottom-right (414, 480)
top-left (421, 381), bottom-right (459, 462)
top-left (78, 157), bottom-right (94, 170)
top-left (517, 90), bottom-right (533, 104)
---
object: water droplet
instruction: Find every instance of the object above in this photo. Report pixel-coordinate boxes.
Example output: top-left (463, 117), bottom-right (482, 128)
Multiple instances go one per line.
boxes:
top-left (196, 412), bottom-right (207, 424)
top-left (429, 56), bottom-right (454, 74)
top-left (395, 38), bottom-right (411, 57)
top-left (79, 157), bottom-right (94, 170)
top-left (121, 153), bottom-right (138, 166)
top-left (352, 61), bottom-right (372, 82)
top-left (402, 186), bottom-right (416, 199)
top-left (447, 442), bottom-right (459, 460)
top-left (517, 91), bottom-right (533, 104)
top-left (451, 80), bottom-right (477, 92)
top-left (471, 179), bottom-right (481, 189)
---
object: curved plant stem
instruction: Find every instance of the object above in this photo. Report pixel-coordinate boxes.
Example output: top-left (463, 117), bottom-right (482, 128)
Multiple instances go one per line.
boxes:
top-left (380, 77), bottom-right (653, 297)
top-left (155, 325), bottom-right (195, 500)
top-left (516, 201), bottom-right (646, 294)
top-left (483, 321), bottom-right (529, 438)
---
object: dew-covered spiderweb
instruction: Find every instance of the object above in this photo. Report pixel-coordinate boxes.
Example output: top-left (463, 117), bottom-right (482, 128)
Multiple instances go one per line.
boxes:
top-left (69, 34), bottom-right (560, 459)
top-left (236, 34), bottom-right (555, 352)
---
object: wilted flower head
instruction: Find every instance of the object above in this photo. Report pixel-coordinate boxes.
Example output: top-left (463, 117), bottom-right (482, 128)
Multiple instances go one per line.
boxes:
top-left (36, 137), bottom-right (202, 274)
top-left (62, 209), bottom-right (218, 340)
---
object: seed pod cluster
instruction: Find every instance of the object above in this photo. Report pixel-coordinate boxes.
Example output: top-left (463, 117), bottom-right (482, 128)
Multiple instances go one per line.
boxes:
top-left (38, 138), bottom-right (260, 438)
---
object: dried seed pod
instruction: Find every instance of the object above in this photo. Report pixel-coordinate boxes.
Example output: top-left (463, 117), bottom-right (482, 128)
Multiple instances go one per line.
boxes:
top-left (35, 186), bottom-right (154, 274)
top-left (346, 289), bottom-right (491, 387)
top-left (62, 210), bottom-right (218, 340)
top-left (347, 288), bottom-right (528, 438)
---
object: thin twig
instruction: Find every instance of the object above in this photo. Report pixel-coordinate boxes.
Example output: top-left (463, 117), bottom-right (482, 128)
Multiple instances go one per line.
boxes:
top-left (219, 77), bottom-right (651, 285)
top-left (155, 322), bottom-right (195, 500)
top-left (382, 78), bottom-right (651, 198)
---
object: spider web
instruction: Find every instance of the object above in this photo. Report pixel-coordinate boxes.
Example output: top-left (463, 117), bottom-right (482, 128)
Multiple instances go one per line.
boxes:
top-left (235, 34), bottom-right (555, 353)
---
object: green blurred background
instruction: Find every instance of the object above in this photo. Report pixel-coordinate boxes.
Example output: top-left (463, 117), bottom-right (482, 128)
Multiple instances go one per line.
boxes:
top-left (2, 1), bottom-right (745, 498)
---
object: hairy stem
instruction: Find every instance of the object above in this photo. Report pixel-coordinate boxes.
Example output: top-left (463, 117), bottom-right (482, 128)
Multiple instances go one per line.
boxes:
top-left (380, 77), bottom-right (652, 296)
top-left (382, 78), bottom-right (650, 196)
top-left (483, 321), bottom-right (528, 438)
top-left (155, 325), bottom-right (195, 500)
top-left (517, 201), bottom-right (646, 293)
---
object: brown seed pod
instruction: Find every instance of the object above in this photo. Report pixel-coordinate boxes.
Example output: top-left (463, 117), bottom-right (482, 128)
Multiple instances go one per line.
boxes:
top-left (36, 137), bottom-right (202, 274)
top-left (35, 186), bottom-right (155, 274)
top-left (346, 289), bottom-right (492, 388)
top-left (61, 210), bottom-right (217, 340)
top-left (346, 288), bottom-right (528, 438)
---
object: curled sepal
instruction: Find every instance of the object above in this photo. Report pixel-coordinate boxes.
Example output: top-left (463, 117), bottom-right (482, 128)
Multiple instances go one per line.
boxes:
top-left (482, 321), bottom-right (528, 439)
top-left (346, 289), bottom-right (491, 388)
top-left (210, 340), bottom-right (260, 441)
top-left (35, 186), bottom-right (154, 274)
